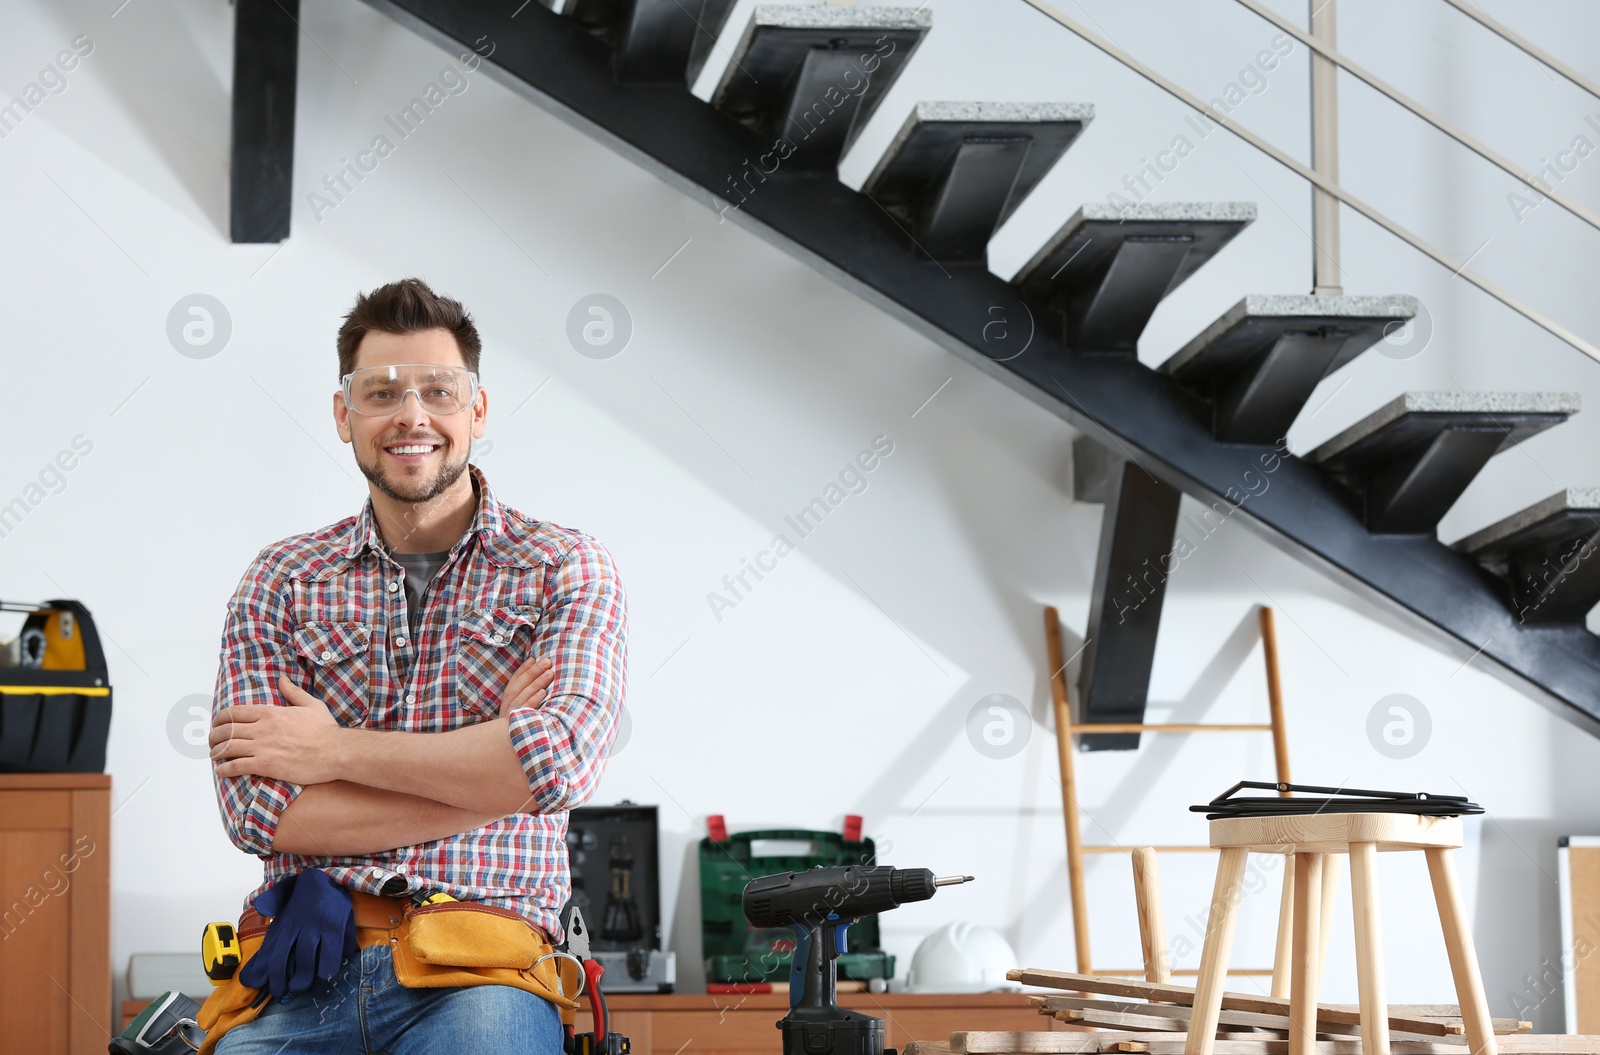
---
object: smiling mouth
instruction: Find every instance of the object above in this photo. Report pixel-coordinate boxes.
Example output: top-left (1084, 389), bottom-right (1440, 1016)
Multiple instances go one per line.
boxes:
top-left (384, 443), bottom-right (441, 460)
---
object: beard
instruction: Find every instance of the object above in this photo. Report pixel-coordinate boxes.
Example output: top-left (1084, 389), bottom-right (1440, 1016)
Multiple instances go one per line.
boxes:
top-left (355, 439), bottom-right (472, 505)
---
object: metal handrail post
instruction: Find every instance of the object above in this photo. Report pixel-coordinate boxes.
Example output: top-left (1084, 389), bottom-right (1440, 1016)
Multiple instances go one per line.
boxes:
top-left (1310, 0), bottom-right (1341, 296)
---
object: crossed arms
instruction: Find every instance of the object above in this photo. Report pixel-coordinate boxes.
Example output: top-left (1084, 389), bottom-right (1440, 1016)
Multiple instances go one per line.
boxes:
top-left (208, 539), bottom-right (627, 860)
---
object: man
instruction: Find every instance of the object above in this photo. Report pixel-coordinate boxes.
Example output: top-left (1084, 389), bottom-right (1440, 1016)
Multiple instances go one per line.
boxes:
top-left (204, 277), bottom-right (627, 1054)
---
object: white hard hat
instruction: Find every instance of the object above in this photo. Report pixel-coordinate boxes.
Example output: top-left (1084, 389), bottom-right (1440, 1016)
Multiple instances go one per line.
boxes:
top-left (904, 921), bottom-right (1021, 993)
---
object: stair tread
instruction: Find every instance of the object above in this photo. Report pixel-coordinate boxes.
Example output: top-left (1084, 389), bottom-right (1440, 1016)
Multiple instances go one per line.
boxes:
top-left (1310, 391), bottom-right (1580, 467)
top-left (1454, 489), bottom-right (1600, 557)
top-left (1161, 293), bottom-right (1417, 378)
top-left (1015, 201), bottom-right (1255, 295)
top-left (747, 3), bottom-right (933, 29)
top-left (865, 101), bottom-right (1093, 196)
top-left (862, 102), bottom-right (1092, 244)
top-left (714, 0), bottom-right (932, 85)
top-left (710, 3), bottom-right (931, 162)
top-left (887, 100), bottom-right (1095, 125)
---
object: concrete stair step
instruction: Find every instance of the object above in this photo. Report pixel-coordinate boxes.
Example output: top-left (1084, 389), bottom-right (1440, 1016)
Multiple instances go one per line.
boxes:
top-left (1013, 202), bottom-right (1255, 352)
top-left (1160, 294), bottom-right (1418, 444)
top-left (1310, 391), bottom-right (1579, 534)
top-left (1454, 488), bottom-right (1600, 624)
top-left (710, 5), bottom-right (932, 170)
top-left (860, 101), bottom-right (1093, 263)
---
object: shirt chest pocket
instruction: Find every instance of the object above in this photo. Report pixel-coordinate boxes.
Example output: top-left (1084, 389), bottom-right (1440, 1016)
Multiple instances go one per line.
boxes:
top-left (290, 621), bottom-right (373, 726)
top-left (451, 605), bottom-right (540, 720)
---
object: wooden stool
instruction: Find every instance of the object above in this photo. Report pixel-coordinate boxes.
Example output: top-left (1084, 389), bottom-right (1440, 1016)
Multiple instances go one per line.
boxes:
top-left (1183, 813), bottom-right (1496, 1055)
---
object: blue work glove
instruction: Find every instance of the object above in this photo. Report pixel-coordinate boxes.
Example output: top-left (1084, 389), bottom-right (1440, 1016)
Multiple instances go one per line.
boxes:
top-left (239, 869), bottom-right (358, 1000)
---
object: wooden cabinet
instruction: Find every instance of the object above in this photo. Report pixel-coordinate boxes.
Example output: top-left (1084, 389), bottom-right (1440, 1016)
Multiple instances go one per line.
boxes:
top-left (125, 991), bottom-right (1055, 1049)
top-left (0, 774), bottom-right (110, 1055)
top-left (575, 992), bottom-right (1059, 1055)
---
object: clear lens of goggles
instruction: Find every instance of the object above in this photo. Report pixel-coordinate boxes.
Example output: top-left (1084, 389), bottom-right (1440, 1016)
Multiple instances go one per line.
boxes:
top-left (341, 365), bottom-right (478, 416)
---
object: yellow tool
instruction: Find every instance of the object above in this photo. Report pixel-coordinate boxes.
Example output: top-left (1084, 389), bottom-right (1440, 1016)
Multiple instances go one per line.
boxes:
top-left (202, 922), bottom-right (241, 984)
top-left (413, 890), bottom-right (457, 907)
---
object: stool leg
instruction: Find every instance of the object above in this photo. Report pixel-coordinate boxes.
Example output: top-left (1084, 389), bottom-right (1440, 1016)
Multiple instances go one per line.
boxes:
top-left (1318, 853), bottom-right (1340, 991)
top-left (1349, 842), bottom-right (1390, 1055)
top-left (1425, 847), bottom-right (1498, 1055)
top-left (1290, 852), bottom-right (1324, 1055)
top-left (1184, 847), bottom-right (1249, 1055)
top-left (1272, 855), bottom-right (1296, 999)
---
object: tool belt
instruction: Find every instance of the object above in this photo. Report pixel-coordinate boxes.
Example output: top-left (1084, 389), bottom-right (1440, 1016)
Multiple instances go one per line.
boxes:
top-left (195, 891), bottom-right (582, 1055)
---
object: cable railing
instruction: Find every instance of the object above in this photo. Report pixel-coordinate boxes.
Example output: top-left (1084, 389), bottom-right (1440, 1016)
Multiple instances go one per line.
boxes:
top-left (1020, 0), bottom-right (1600, 365)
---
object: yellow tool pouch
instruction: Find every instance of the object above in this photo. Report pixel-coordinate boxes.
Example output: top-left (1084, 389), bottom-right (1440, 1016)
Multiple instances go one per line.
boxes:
top-left (390, 900), bottom-right (583, 1016)
top-left (194, 894), bottom-right (582, 1054)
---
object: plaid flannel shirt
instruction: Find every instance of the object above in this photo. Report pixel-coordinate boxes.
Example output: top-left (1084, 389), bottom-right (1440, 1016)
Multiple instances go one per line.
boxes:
top-left (211, 464), bottom-right (627, 941)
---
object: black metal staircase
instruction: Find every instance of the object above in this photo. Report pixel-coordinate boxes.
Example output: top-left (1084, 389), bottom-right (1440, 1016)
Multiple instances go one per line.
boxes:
top-left (230, 0), bottom-right (1600, 740)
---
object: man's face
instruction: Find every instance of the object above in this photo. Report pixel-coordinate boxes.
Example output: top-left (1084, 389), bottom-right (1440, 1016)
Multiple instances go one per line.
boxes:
top-left (334, 328), bottom-right (487, 506)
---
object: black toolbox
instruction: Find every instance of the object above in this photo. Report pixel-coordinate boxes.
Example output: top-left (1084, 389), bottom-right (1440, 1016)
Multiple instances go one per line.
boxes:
top-left (562, 801), bottom-right (675, 992)
top-left (0, 600), bottom-right (111, 773)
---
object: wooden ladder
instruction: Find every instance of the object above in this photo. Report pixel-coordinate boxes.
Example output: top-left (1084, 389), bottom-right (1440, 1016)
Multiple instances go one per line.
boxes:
top-left (1044, 605), bottom-right (1310, 987)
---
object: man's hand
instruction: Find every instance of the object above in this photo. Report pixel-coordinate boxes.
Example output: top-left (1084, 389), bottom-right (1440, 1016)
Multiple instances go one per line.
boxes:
top-left (501, 657), bottom-right (555, 718)
top-left (210, 673), bottom-right (344, 784)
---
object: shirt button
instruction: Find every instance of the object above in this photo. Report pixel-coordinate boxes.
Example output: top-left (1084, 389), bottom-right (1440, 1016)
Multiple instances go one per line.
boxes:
top-left (397, 863), bottom-right (408, 874)
top-left (321, 650), bottom-right (333, 662)
top-left (395, 635), bottom-right (408, 648)
top-left (388, 582), bottom-right (399, 593)
top-left (493, 633), bottom-right (506, 644)
top-left (406, 692), bottom-right (417, 705)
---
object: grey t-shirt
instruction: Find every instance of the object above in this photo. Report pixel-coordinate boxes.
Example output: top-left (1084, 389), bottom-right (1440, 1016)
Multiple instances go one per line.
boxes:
top-left (389, 548), bottom-right (451, 638)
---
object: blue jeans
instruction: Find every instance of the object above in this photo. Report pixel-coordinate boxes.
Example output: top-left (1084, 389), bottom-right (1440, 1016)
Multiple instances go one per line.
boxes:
top-left (213, 943), bottom-right (564, 1054)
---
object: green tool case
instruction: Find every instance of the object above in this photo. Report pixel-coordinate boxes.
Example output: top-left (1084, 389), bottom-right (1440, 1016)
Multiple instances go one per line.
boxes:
top-left (699, 818), bottom-right (895, 984)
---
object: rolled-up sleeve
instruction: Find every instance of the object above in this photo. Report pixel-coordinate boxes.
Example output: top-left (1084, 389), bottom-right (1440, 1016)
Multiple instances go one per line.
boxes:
top-left (507, 537), bottom-right (628, 812)
top-left (212, 551), bottom-right (306, 856)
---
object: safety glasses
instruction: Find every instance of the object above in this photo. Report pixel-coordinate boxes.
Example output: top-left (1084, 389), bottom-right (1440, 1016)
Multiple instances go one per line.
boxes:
top-left (339, 364), bottom-right (480, 417)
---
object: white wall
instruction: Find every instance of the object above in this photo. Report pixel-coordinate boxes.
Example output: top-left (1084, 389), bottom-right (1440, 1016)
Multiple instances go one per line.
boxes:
top-left (3, 0), bottom-right (1600, 1032)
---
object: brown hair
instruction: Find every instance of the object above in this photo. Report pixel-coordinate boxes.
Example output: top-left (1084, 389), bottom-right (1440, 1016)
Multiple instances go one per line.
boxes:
top-left (336, 278), bottom-right (482, 379)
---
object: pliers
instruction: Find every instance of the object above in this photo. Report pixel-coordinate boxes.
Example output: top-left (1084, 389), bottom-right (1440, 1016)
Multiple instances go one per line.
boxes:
top-left (563, 907), bottom-right (627, 1055)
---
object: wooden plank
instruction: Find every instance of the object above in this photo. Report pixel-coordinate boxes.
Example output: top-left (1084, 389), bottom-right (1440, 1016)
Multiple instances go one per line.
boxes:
top-left (892, 1003), bottom-right (1064, 1049)
top-left (1113, 1038), bottom-right (1600, 1055)
top-left (954, 1032), bottom-right (1110, 1053)
top-left (1008, 970), bottom-right (1458, 1037)
top-left (1034, 998), bottom-right (1525, 1038)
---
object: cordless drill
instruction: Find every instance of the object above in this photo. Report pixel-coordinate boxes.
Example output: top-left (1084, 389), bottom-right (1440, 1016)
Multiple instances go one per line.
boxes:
top-left (742, 866), bottom-right (973, 1055)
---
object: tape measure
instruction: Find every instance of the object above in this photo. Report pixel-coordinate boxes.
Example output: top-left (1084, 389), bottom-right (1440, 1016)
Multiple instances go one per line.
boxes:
top-left (201, 922), bottom-right (240, 984)
top-left (412, 890), bottom-right (457, 907)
